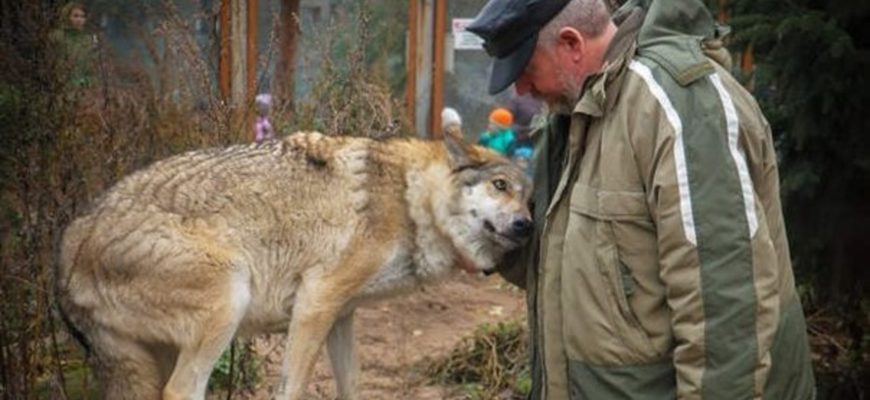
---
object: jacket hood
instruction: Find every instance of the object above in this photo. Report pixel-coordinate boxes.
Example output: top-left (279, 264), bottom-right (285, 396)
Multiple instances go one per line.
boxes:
top-left (635, 0), bottom-right (715, 43)
top-left (619, 0), bottom-right (719, 86)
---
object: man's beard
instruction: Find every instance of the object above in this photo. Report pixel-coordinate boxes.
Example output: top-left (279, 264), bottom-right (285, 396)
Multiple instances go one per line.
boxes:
top-left (546, 69), bottom-right (585, 115)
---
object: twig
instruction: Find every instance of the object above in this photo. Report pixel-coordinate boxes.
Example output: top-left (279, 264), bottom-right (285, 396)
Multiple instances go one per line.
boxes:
top-left (807, 325), bottom-right (849, 354)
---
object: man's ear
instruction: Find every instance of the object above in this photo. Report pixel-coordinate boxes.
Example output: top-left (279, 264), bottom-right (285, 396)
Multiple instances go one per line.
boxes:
top-left (557, 27), bottom-right (585, 62)
top-left (444, 132), bottom-right (476, 172)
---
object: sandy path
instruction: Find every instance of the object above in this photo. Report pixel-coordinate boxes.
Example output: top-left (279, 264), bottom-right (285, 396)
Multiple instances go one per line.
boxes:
top-left (211, 273), bottom-right (527, 400)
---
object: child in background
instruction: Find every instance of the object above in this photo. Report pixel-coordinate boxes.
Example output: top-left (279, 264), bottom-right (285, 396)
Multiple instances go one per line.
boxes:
top-left (478, 107), bottom-right (515, 156)
top-left (254, 93), bottom-right (274, 144)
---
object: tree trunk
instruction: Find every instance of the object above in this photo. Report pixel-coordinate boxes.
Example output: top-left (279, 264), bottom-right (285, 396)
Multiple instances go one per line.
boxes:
top-left (230, 0), bottom-right (247, 109)
top-left (275, 0), bottom-right (300, 113)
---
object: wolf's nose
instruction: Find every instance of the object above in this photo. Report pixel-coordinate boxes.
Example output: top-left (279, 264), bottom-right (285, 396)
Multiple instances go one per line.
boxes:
top-left (511, 218), bottom-right (533, 237)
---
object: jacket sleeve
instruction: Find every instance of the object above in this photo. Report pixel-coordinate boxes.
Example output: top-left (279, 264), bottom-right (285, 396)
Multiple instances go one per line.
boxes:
top-left (628, 62), bottom-right (778, 400)
top-left (494, 245), bottom-right (529, 289)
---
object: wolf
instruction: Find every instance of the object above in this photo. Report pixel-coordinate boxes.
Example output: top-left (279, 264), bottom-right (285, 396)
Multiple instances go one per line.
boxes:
top-left (56, 131), bottom-right (533, 400)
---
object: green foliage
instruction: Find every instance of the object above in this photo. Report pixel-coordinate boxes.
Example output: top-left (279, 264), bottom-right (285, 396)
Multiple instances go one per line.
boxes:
top-left (726, 1), bottom-right (869, 397)
top-left (728, 0), bottom-right (869, 307)
top-left (207, 340), bottom-right (261, 393)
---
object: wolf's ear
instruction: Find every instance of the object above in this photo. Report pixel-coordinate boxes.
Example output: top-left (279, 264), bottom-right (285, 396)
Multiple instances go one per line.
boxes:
top-left (444, 131), bottom-right (476, 171)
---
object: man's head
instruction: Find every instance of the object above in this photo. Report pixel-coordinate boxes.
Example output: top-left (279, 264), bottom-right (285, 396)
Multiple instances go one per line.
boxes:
top-left (468, 0), bottom-right (614, 114)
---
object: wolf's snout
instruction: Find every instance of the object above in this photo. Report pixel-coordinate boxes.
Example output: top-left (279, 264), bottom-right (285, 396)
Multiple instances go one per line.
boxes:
top-left (511, 217), bottom-right (533, 238)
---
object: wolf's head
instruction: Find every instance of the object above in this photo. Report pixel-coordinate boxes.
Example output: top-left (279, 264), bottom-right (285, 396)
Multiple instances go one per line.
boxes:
top-left (442, 134), bottom-right (533, 273)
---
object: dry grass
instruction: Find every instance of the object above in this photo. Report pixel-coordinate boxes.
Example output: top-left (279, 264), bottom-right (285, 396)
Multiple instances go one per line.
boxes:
top-left (805, 307), bottom-right (870, 399)
top-left (425, 321), bottom-right (530, 400)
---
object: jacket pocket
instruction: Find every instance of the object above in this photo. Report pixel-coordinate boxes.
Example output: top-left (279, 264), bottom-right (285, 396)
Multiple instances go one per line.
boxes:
top-left (567, 186), bottom-right (659, 362)
top-left (598, 191), bottom-right (650, 334)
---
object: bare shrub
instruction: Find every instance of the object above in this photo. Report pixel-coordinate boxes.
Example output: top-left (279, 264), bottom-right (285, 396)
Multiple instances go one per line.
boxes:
top-left (1, 0), bottom-right (409, 398)
top-left (287, 2), bottom-right (410, 139)
top-left (1, 1), bottom-right (239, 397)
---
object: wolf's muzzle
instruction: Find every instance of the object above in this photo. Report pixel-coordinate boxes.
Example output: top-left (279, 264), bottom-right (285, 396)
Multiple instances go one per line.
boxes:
top-left (511, 217), bottom-right (533, 238)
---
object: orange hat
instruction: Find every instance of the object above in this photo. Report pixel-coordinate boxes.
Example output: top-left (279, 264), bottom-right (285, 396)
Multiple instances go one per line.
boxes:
top-left (489, 107), bottom-right (513, 127)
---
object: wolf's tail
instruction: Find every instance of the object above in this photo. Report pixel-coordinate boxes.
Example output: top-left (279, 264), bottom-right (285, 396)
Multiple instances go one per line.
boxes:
top-left (56, 298), bottom-right (92, 355)
top-left (53, 231), bottom-right (92, 356)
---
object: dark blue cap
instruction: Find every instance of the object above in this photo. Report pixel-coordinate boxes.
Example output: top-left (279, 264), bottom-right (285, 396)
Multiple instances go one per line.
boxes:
top-left (467, 0), bottom-right (571, 94)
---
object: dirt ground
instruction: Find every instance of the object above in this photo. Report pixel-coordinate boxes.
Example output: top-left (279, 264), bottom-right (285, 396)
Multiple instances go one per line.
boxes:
top-left (216, 272), bottom-right (527, 400)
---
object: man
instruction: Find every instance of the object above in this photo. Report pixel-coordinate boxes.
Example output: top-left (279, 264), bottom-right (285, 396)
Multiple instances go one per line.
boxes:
top-left (467, 0), bottom-right (816, 399)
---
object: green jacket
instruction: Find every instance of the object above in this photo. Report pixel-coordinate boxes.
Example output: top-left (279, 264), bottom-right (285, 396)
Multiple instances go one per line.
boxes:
top-left (503, 2), bottom-right (816, 399)
top-left (479, 127), bottom-right (517, 155)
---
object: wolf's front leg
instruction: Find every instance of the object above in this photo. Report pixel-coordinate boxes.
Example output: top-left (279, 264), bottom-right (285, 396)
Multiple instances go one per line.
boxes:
top-left (327, 311), bottom-right (359, 400)
top-left (276, 238), bottom-right (392, 400)
top-left (275, 284), bottom-right (344, 400)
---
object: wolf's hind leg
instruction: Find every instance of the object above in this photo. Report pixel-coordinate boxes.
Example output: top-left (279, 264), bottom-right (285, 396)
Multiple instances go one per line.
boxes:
top-left (162, 274), bottom-right (250, 400)
top-left (162, 312), bottom-right (243, 400)
top-left (90, 330), bottom-right (168, 400)
top-left (327, 311), bottom-right (359, 400)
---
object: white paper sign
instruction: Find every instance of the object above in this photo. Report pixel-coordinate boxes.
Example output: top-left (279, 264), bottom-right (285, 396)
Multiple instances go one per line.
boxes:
top-left (452, 18), bottom-right (484, 50)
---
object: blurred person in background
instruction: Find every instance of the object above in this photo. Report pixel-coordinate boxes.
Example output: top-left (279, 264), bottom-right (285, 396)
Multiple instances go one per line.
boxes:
top-left (508, 94), bottom-right (542, 177)
top-left (478, 107), bottom-right (516, 156)
top-left (254, 93), bottom-right (275, 144)
top-left (50, 2), bottom-right (96, 89)
top-left (508, 92), bottom-right (544, 138)
top-left (441, 107), bottom-right (463, 139)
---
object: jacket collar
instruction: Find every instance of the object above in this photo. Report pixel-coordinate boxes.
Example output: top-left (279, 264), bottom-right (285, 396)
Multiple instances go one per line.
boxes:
top-left (572, 7), bottom-right (644, 118)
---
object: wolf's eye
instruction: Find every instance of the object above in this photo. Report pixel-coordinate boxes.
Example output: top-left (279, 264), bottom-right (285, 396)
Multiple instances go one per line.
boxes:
top-left (492, 179), bottom-right (508, 191)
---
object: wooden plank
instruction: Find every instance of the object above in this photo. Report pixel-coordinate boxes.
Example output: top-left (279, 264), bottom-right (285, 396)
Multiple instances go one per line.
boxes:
top-left (219, 0), bottom-right (231, 100)
top-left (247, 0), bottom-right (257, 100)
top-left (430, 0), bottom-right (447, 138)
top-left (406, 0), bottom-right (418, 128)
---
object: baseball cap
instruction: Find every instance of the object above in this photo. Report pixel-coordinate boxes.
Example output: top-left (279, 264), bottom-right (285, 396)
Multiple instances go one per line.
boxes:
top-left (466, 0), bottom-right (571, 94)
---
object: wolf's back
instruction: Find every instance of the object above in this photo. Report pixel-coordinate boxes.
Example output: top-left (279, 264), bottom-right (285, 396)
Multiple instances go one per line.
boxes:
top-left (55, 133), bottom-right (383, 303)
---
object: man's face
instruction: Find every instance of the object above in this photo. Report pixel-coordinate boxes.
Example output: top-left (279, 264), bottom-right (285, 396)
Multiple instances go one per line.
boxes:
top-left (70, 8), bottom-right (86, 31)
top-left (513, 34), bottom-right (587, 115)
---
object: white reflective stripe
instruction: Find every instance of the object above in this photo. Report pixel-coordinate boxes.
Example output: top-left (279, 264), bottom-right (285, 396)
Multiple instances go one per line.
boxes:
top-left (709, 73), bottom-right (759, 238)
top-left (629, 60), bottom-right (697, 245)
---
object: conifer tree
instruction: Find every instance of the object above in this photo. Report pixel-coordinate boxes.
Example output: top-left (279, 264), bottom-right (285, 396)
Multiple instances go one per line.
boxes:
top-left (729, 0), bottom-right (868, 307)
top-left (727, 1), bottom-right (868, 388)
